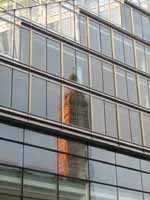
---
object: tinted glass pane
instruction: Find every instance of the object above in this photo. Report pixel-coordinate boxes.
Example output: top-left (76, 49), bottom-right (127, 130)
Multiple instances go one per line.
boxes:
top-left (113, 32), bottom-right (124, 63)
top-left (121, 5), bottom-right (132, 32)
top-left (92, 97), bottom-right (105, 134)
top-left (139, 77), bottom-right (149, 108)
top-left (117, 167), bottom-right (142, 190)
top-left (0, 140), bottom-right (23, 166)
top-left (135, 43), bottom-right (146, 72)
top-left (25, 129), bottom-right (57, 149)
top-left (103, 62), bottom-right (115, 96)
top-left (124, 37), bottom-right (135, 67)
top-left (89, 20), bottom-right (100, 52)
top-left (130, 110), bottom-right (142, 145)
top-left (142, 15), bottom-right (150, 41)
top-left (141, 160), bottom-right (150, 173)
top-left (145, 47), bottom-right (150, 74)
top-left (58, 154), bottom-right (88, 179)
top-left (100, 25), bottom-right (112, 57)
top-left (76, 51), bottom-right (89, 86)
top-left (118, 106), bottom-right (131, 142)
top-left (0, 123), bottom-right (23, 142)
top-left (0, 195), bottom-right (20, 200)
top-left (79, 15), bottom-right (87, 46)
top-left (133, 10), bottom-right (143, 38)
top-left (47, 39), bottom-right (60, 76)
top-left (47, 81), bottom-right (61, 121)
top-left (142, 173), bottom-right (150, 192)
top-left (116, 68), bottom-right (128, 100)
top-left (23, 170), bottom-right (57, 200)
top-left (127, 72), bottom-right (138, 104)
top-left (91, 183), bottom-right (117, 200)
top-left (119, 188), bottom-right (143, 200)
top-left (143, 114), bottom-right (150, 147)
top-left (91, 56), bottom-right (103, 92)
top-left (12, 70), bottom-right (28, 112)
top-left (32, 32), bottom-right (46, 71)
top-left (0, 65), bottom-right (12, 107)
top-left (31, 76), bottom-right (46, 117)
top-left (24, 146), bottom-right (57, 173)
top-left (63, 87), bottom-right (91, 129)
top-left (59, 177), bottom-right (88, 200)
top-left (105, 101), bottom-right (118, 138)
top-left (89, 161), bottom-right (116, 185)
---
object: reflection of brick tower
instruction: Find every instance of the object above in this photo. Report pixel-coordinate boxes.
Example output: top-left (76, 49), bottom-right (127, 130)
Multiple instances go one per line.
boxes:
top-left (58, 74), bottom-right (89, 177)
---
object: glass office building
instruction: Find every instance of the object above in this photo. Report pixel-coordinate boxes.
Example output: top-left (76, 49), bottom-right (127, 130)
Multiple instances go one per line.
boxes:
top-left (0, 0), bottom-right (150, 199)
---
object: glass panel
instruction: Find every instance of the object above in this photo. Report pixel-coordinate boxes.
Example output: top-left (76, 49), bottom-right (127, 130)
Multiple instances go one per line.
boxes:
top-left (103, 62), bottom-right (115, 96)
top-left (47, 39), bottom-right (61, 76)
top-left (145, 47), bottom-right (150, 74)
top-left (24, 146), bottom-right (57, 173)
top-left (63, 87), bottom-right (91, 129)
top-left (133, 10), bottom-right (143, 38)
top-left (89, 146), bottom-right (115, 164)
top-left (110, 1), bottom-right (121, 26)
top-left (92, 97), bottom-right (105, 134)
top-left (142, 173), bottom-right (150, 192)
top-left (127, 72), bottom-right (138, 104)
top-left (86, 0), bottom-right (98, 14)
top-left (113, 32), bottom-right (124, 63)
top-left (99, 0), bottom-right (110, 21)
top-left (117, 167), bottom-right (142, 190)
top-left (91, 56), bottom-right (103, 92)
top-left (0, 194), bottom-right (20, 200)
top-left (119, 188), bottom-right (143, 200)
top-left (116, 68), bottom-right (128, 100)
top-left (139, 77), bottom-right (149, 108)
top-left (121, 4), bottom-right (132, 32)
top-left (0, 140), bottom-right (23, 166)
top-left (91, 183), bottom-right (117, 200)
top-left (79, 15), bottom-right (87, 46)
top-left (100, 25), bottom-right (112, 57)
top-left (124, 37), bottom-right (135, 67)
top-left (0, 165), bottom-right (22, 196)
top-left (32, 5), bottom-right (46, 27)
top-left (105, 101), bottom-right (118, 138)
top-left (25, 129), bottom-right (57, 150)
top-left (130, 110), bottom-right (142, 145)
top-left (142, 15), bottom-right (150, 41)
top-left (141, 160), bottom-right (150, 173)
top-left (23, 170), bottom-right (57, 200)
top-left (143, 114), bottom-right (150, 147)
top-left (76, 51), bottom-right (89, 86)
top-left (12, 70), bottom-right (28, 112)
top-left (47, 81), bottom-right (61, 122)
top-left (89, 160), bottom-right (116, 185)
top-left (0, 65), bottom-right (12, 107)
top-left (31, 76), bottom-right (46, 117)
top-left (59, 177), bottom-right (89, 200)
top-left (14, 26), bottom-right (30, 65)
top-left (135, 42), bottom-right (146, 72)
top-left (0, 123), bottom-right (23, 142)
top-left (58, 154), bottom-right (88, 179)
top-left (89, 20), bottom-right (100, 52)
top-left (32, 32), bottom-right (46, 71)
top-left (118, 106), bottom-right (131, 142)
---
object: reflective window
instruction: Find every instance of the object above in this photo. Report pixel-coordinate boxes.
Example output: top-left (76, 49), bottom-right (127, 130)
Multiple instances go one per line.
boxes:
top-left (91, 56), bottom-right (103, 92)
top-left (145, 47), bottom-right (150, 74)
top-left (92, 97), bottom-right (105, 134)
top-left (12, 70), bottom-right (28, 112)
top-left (47, 39), bottom-right (60, 76)
top-left (142, 173), bottom-right (150, 192)
top-left (59, 177), bottom-right (89, 200)
top-left (127, 72), bottom-right (138, 104)
top-left (31, 76), bottom-right (46, 117)
top-left (133, 10), bottom-right (143, 38)
top-left (113, 32), bottom-right (124, 63)
top-left (89, 160), bottom-right (116, 185)
top-left (25, 129), bottom-right (57, 150)
top-left (24, 146), bottom-right (57, 173)
top-left (47, 81), bottom-right (61, 121)
top-left (124, 37), bottom-right (135, 67)
top-left (130, 110), bottom-right (142, 145)
top-left (58, 154), bottom-right (88, 179)
top-left (23, 170), bottom-right (57, 200)
top-left (100, 25), bottom-right (112, 57)
top-left (118, 106), bottom-right (131, 142)
top-left (110, 1), bottom-right (121, 26)
top-left (89, 20), bottom-right (101, 52)
top-left (91, 183), bottom-right (117, 200)
top-left (0, 65), bottom-right (12, 107)
top-left (141, 160), bottom-right (150, 173)
top-left (0, 140), bottom-right (23, 166)
top-left (135, 42), bottom-right (146, 72)
top-left (139, 77), bottom-right (149, 108)
top-left (121, 5), bottom-right (132, 32)
top-left (142, 15), bottom-right (150, 41)
top-left (105, 101), bottom-right (118, 138)
top-left (103, 62), bottom-right (115, 96)
top-left (117, 167), bottom-right (142, 190)
top-left (79, 15), bottom-right (87, 46)
top-left (63, 87), bottom-right (91, 129)
top-left (32, 32), bottom-right (46, 71)
top-left (115, 68), bottom-right (128, 100)
top-left (118, 188), bottom-right (143, 200)
top-left (143, 114), bottom-right (150, 147)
